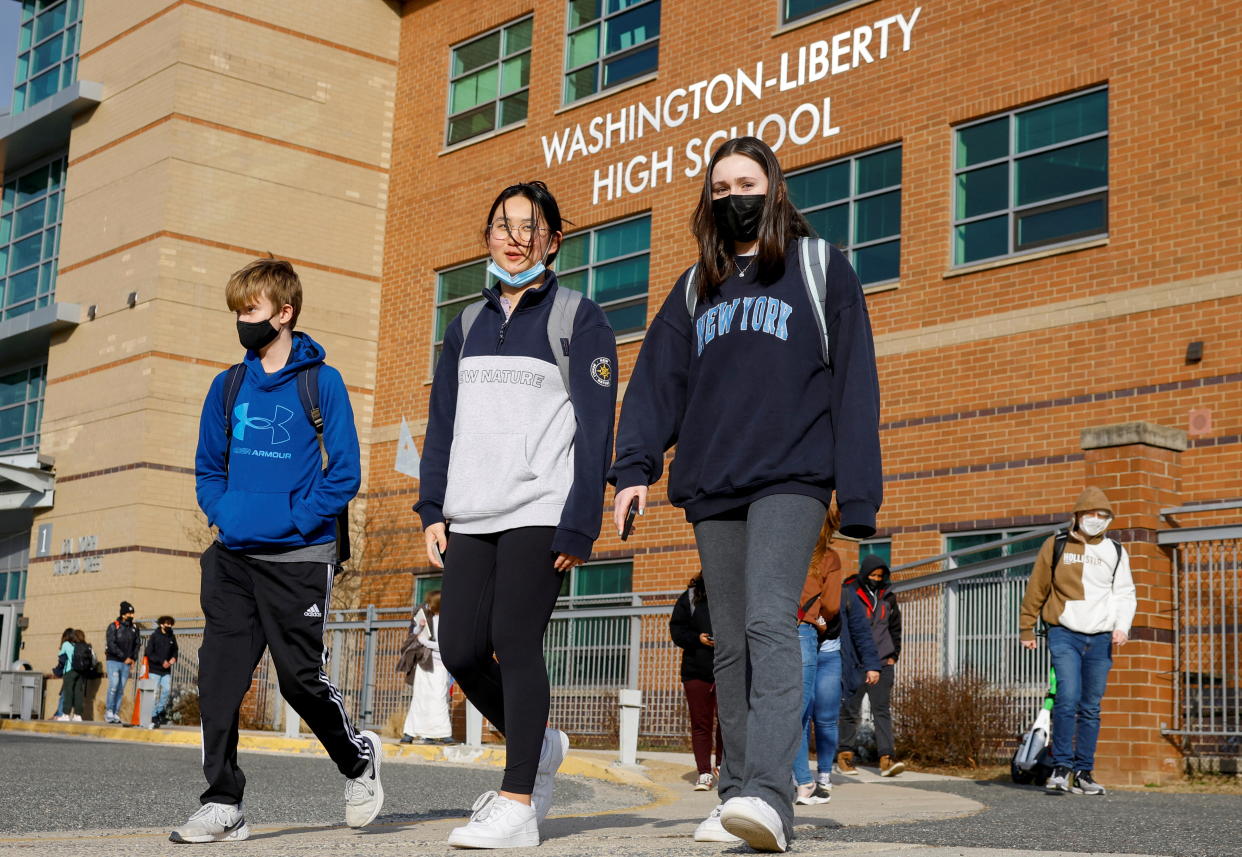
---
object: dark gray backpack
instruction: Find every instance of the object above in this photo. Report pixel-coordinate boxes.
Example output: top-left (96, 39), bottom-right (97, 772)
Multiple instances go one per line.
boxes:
top-left (458, 287), bottom-right (583, 391)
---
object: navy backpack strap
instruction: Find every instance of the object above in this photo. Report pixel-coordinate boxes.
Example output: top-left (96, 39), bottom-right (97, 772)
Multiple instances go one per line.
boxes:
top-left (297, 364), bottom-right (323, 434)
top-left (221, 363), bottom-right (246, 469)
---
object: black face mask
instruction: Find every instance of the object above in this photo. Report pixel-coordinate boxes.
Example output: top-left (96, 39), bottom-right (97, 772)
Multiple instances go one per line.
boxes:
top-left (711, 193), bottom-right (765, 242)
top-left (237, 316), bottom-right (280, 351)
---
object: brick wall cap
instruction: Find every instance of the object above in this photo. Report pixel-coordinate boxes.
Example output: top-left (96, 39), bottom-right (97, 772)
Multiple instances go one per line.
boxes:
top-left (1081, 422), bottom-right (1188, 452)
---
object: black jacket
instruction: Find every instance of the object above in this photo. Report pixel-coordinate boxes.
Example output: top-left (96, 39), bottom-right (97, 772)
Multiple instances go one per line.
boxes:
top-left (144, 628), bottom-right (179, 676)
top-left (840, 582), bottom-right (884, 697)
top-left (105, 618), bottom-right (140, 662)
top-left (845, 554), bottom-right (903, 662)
top-left (669, 589), bottom-right (715, 683)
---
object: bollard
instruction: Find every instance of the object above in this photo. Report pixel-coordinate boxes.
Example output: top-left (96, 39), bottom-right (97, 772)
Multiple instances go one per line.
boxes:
top-left (19, 674), bottom-right (37, 721)
top-left (617, 688), bottom-right (643, 766)
top-left (465, 700), bottom-right (483, 747)
top-left (283, 699), bottom-right (300, 739)
top-left (136, 677), bottom-right (159, 727)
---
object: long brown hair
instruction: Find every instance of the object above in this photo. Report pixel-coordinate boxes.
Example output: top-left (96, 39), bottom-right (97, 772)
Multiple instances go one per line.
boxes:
top-left (424, 590), bottom-right (441, 617)
top-left (691, 136), bottom-right (814, 299)
top-left (809, 503), bottom-right (842, 571)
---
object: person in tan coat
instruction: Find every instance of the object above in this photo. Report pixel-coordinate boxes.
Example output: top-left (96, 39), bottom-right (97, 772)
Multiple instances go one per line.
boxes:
top-left (1019, 487), bottom-right (1136, 796)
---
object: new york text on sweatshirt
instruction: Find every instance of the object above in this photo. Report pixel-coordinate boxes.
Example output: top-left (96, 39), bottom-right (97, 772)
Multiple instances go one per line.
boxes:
top-left (416, 274), bottom-right (618, 560)
top-left (609, 242), bottom-right (882, 535)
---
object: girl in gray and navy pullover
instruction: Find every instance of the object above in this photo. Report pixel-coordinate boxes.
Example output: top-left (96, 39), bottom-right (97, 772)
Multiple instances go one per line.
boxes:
top-left (609, 137), bottom-right (882, 852)
top-left (415, 182), bottom-right (617, 848)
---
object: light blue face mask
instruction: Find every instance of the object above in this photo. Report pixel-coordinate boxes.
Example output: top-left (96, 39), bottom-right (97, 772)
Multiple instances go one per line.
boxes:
top-left (487, 259), bottom-right (546, 287)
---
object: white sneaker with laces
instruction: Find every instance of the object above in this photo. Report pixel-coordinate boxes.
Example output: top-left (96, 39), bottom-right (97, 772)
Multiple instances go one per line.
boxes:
top-left (694, 772), bottom-right (714, 791)
top-left (70, 714), bottom-right (82, 722)
top-left (448, 791), bottom-right (539, 849)
top-left (794, 783), bottom-right (829, 805)
top-left (344, 730), bottom-right (384, 828)
top-left (169, 802), bottom-right (250, 843)
top-left (531, 727), bottom-right (569, 824)
top-left (720, 796), bottom-right (788, 852)
top-left (693, 804), bottom-right (742, 843)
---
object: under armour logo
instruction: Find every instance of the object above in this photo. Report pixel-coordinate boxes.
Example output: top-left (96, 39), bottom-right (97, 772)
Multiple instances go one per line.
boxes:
top-left (233, 402), bottom-right (294, 444)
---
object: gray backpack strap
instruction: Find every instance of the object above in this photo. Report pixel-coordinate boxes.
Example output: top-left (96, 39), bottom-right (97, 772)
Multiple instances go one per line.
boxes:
top-left (798, 236), bottom-right (831, 369)
top-left (457, 300), bottom-right (486, 357)
top-left (684, 264), bottom-right (699, 318)
top-left (547, 286), bottom-right (582, 392)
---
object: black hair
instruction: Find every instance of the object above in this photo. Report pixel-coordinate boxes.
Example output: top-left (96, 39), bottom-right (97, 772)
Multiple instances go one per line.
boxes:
top-left (483, 180), bottom-right (570, 267)
top-left (691, 136), bottom-right (814, 299)
top-left (689, 573), bottom-right (706, 604)
top-left (157, 615), bottom-right (175, 626)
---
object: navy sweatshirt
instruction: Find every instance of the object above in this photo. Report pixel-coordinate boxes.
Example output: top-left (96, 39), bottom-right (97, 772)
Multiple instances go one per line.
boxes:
top-left (196, 333), bottom-right (360, 551)
top-left (416, 273), bottom-right (618, 560)
top-left (610, 241), bottom-right (882, 536)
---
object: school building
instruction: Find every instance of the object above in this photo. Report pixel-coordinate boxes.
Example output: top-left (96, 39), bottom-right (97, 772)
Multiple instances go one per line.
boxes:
top-left (3, 1), bottom-right (1238, 782)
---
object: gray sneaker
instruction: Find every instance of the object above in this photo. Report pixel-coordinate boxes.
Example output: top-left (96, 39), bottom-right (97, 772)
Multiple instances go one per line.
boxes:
top-left (344, 730), bottom-right (385, 828)
top-left (1072, 770), bottom-right (1106, 795)
top-left (169, 802), bottom-right (250, 843)
top-left (1045, 766), bottom-right (1073, 792)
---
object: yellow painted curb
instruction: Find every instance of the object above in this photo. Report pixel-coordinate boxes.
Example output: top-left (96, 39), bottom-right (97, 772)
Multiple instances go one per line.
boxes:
top-left (0, 719), bottom-right (656, 789)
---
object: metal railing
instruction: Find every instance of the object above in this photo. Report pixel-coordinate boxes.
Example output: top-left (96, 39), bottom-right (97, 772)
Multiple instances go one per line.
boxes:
top-left (1159, 522), bottom-right (1242, 755)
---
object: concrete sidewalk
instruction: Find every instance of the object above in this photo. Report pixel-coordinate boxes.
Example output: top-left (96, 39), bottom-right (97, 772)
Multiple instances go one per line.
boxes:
top-left (0, 719), bottom-right (1171, 856)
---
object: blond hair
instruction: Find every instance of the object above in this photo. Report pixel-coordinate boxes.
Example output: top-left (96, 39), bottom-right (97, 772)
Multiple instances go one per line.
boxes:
top-left (225, 258), bottom-right (303, 328)
top-left (808, 502), bottom-right (842, 571)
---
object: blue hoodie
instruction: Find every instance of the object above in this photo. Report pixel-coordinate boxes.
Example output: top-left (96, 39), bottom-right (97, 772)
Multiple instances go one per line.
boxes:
top-left (195, 332), bottom-right (360, 552)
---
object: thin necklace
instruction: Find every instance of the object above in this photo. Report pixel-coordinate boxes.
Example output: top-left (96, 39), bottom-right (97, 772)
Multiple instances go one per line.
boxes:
top-left (735, 255), bottom-right (757, 278)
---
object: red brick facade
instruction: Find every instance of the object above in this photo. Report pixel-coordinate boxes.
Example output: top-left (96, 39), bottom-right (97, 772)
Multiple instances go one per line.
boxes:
top-left (363, 0), bottom-right (1241, 782)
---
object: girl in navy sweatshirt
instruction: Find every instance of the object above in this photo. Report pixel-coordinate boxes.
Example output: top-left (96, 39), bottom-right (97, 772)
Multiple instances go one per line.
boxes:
top-left (416, 181), bottom-right (618, 849)
top-left (610, 137), bottom-right (882, 853)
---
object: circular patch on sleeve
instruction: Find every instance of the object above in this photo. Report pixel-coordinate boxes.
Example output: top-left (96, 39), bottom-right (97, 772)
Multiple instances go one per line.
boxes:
top-left (590, 356), bottom-right (613, 387)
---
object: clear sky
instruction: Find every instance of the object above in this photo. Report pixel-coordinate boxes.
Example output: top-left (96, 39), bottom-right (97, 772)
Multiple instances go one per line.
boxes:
top-left (0, 1), bottom-right (21, 113)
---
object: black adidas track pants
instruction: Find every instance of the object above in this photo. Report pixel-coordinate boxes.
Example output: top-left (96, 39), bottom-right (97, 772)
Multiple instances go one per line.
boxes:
top-left (197, 543), bottom-right (370, 806)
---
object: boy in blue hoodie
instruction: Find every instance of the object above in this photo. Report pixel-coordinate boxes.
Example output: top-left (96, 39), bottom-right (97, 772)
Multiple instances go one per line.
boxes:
top-left (174, 259), bottom-right (382, 844)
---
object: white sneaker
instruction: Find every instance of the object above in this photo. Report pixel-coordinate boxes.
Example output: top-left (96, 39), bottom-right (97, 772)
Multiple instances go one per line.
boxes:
top-left (169, 802), bottom-right (250, 843)
top-left (344, 730), bottom-right (384, 828)
top-left (693, 804), bottom-right (742, 843)
top-left (70, 714), bottom-right (83, 722)
top-left (448, 791), bottom-right (539, 849)
top-left (720, 796), bottom-right (788, 852)
top-left (694, 772), bottom-right (714, 791)
top-left (104, 712), bottom-right (118, 724)
top-left (52, 714), bottom-right (68, 722)
top-left (794, 783), bottom-right (829, 805)
top-left (531, 727), bottom-right (569, 824)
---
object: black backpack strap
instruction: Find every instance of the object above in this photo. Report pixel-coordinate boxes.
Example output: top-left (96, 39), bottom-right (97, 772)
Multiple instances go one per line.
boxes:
top-left (1109, 538), bottom-right (1123, 584)
top-left (221, 363), bottom-right (246, 469)
top-left (293, 364), bottom-right (351, 565)
top-left (1049, 531), bottom-right (1069, 579)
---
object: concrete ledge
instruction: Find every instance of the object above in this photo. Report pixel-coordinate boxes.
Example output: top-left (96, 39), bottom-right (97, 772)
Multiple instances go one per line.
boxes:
top-left (1081, 421), bottom-right (1188, 452)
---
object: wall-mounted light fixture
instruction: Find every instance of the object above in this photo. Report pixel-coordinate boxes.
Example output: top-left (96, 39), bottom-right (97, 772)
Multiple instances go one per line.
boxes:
top-left (126, 291), bottom-right (138, 308)
top-left (86, 304), bottom-right (97, 321)
top-left (1185, 341), bottom-right (1204, 364)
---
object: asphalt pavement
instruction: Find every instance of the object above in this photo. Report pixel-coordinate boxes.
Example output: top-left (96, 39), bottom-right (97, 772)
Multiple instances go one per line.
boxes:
top-left (0, 724), bottom-right (1237, 857)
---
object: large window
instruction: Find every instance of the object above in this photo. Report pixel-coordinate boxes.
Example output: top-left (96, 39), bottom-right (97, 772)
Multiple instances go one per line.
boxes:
top-left (12, 0), bottom-right (82, 114)
top-left (546, 560), bottom-right (633, 686)
top-left (859, 538), bottom-right (891, 569)
top-left (446, 16), bottom-right (532, 147)
top-left (413, 575), bottom-right (442, 608)
top-left (788, 145), bottom-right (901, 287)
top-left (432, 260), bottom-right (486, 367)
top-left (556, 214), bottom-right (650, 335)
top-left (782, 0), bottom-right (857, 24)
top-left (1, 155), bottom-right (66, 320)
top-left (0, 533), bottom-right (29, 602)
top-left (0, 362), bottom-right (46, 453)
top-left (564, 0), bottom-right (660, 103)
top-left (954, 87), bottom-right (1108, 266)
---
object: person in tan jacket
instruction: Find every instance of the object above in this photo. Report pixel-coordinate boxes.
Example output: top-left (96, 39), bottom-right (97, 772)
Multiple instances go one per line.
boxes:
top-left (1019, 487), bottom-right (1136, 796)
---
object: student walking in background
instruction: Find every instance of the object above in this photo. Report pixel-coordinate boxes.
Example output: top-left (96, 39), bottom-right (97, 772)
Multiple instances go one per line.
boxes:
top-left (838, 554), bottom-right (905, 777)
top-left (401, 590), bottom-right (453, 745)
top-left (1019, 487), bottom-right (1136, 796)
top-left (611, 136), bottom-right (882, 853)
top-left (669, 573), bottom-right (722, 790)
top-left (417, 181), bottom-right (617, 849)
top-left (103, 601), bottom-right (139, 724)
top-left (144, 616), bottom-right (179, 728)
top-left (57, 629), bottom-right (91, 722)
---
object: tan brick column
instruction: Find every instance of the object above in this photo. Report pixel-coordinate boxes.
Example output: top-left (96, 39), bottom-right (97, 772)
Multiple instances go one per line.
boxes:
top-left (1080, 421), bottom-right (1185, 784)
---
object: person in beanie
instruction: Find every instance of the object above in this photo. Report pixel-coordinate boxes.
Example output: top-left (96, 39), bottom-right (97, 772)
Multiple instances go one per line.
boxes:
top-left (144, 616), bottom-right (179, 728)
top-left (103, 601), bottom-right (140, 724)
top-left (669, 573), bottom-right (723, 791)
top-left (1020, 487), bottom-right (1136, 795)
top-left (836, 554), bottom-right (904, 776)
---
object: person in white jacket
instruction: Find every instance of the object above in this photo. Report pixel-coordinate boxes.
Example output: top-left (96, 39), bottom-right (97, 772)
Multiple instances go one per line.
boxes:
top-left (1019, 486), bottom-right (1137, 796)
top-left (402, 591), bottom-right (453, 744)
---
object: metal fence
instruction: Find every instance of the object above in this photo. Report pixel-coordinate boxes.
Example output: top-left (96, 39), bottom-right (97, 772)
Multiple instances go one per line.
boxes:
top-left (1159, 523), bottom-right (1242, 759)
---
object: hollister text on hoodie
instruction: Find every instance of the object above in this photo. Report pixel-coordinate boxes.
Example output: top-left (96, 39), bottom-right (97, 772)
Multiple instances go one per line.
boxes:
top-left (195, 332), bottom-right (360, 552)
top-left (416, 274), bottom-right (618, 561)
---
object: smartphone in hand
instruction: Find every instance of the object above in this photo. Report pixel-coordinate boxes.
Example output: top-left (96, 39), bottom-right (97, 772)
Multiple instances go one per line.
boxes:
top-left (620, 496), bottom-right (639, 541)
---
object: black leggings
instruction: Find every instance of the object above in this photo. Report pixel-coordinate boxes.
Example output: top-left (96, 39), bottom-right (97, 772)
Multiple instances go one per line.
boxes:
top-left (438, 526), bottom-right (564, 794)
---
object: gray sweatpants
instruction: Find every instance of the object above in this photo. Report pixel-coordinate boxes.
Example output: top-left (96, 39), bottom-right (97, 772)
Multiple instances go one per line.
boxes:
top-left (693, 493), bottom-right (827, 837)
